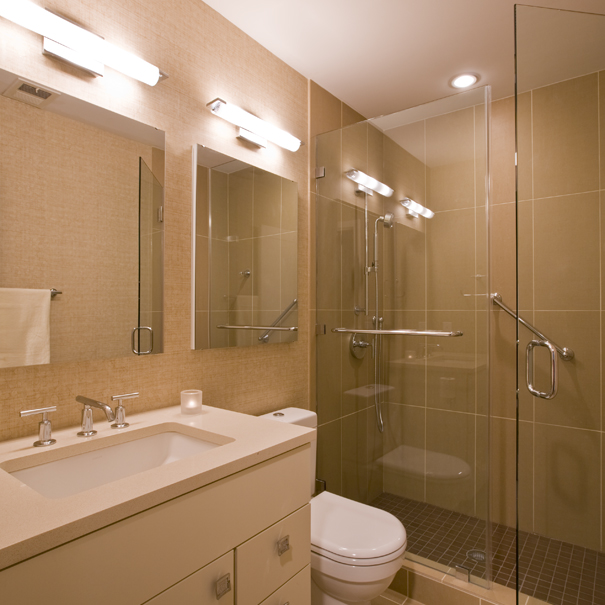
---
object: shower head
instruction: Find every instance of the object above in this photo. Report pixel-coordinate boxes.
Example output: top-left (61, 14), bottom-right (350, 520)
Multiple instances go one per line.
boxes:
top-left (379, 213), bottom-right (394, 228)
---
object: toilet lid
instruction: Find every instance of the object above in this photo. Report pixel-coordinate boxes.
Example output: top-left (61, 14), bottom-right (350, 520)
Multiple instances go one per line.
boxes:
top-left (311, 491), bottom-right (406, 562)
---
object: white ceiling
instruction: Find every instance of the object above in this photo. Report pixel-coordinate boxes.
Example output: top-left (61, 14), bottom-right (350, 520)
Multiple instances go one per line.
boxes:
top-left (202, 0), bottom-right (605, 118)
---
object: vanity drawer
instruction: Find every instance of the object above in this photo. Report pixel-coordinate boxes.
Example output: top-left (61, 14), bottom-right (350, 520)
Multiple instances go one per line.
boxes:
top-left (146, 551), bottom-right (234, 605)
top-left (235, 505), bottom-right (310, 605)
top-left (258, 565), bottom-right (311, 605)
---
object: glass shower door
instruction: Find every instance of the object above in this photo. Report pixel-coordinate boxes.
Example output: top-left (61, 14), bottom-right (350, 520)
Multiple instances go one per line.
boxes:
top-left (315, 84), bottom-right (491, 586)
top-left (515, 6), bottom-right (605, 604)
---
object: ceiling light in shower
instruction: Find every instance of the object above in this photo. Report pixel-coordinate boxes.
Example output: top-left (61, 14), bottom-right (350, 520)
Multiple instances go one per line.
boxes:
top-left (450, 73), bottom-right (478, 89)
top-left (401, 198), bottom-right (434, 219)
top-left (207, 98), bottom-right (302, 152)
top-left (345, 170), bottom-right (393, 197)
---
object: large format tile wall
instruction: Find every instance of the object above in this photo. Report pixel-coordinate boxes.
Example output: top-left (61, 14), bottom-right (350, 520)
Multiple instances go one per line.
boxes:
top-left (312, 84), bottom-right (489, 518)
top-left (490, 71), bottom-right (605, 552)
top-left (0, 0), bottom-right (309, 443)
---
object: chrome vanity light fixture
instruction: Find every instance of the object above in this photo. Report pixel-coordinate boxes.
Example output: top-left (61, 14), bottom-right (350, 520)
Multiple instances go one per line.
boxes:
top-left (0, 0), bottom-right (167, 85)
top-left (207, 98), bottom-right (302, 152)
top-left (344, 169), bottom-right (394, 197)
top-left (400, 197), bottom-right (434, 219)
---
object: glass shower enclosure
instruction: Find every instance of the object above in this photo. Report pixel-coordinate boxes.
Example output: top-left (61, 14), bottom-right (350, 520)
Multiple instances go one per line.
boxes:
top-left (315, 86), bottom-right (491, 585)
top-left (513, 6), bottom-right (605, 605)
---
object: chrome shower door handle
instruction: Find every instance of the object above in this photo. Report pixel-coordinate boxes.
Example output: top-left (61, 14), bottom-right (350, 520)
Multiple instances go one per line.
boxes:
top-left (526, 339), bottom-right (558, 400)
top-left (131, 326), bottom-right (153, 355)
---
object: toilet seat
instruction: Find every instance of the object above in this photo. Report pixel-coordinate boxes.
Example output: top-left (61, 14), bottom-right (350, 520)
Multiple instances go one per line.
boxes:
top-left (311, 492), bottom-right (407, 567)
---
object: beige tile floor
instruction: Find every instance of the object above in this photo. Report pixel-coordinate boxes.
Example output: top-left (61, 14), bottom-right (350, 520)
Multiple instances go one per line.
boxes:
top-left (372, 588), bottom-right (423, 605)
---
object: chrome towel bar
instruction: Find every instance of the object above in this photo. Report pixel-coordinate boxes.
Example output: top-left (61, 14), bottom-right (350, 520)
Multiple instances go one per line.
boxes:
top-left (332, 328), bottom-right (463, 337)
top-left (491, 293), bottom-right (573, 360)
top-left (217, 325), bottom-right (298, 332)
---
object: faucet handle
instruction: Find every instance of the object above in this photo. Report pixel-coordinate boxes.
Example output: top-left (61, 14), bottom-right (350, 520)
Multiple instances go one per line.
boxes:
top-left (19, 406), bottom-right (57, 447)
top-left (110, 392), bottom-right (138, 429)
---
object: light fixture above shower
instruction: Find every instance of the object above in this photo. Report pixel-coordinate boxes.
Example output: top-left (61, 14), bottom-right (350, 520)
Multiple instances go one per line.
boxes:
top-left (345, 169), bottom-right (393, 197)
top-left (450, 73), bottom-right (479, 89)
top-left (400, 198), bottom-right (434, 219)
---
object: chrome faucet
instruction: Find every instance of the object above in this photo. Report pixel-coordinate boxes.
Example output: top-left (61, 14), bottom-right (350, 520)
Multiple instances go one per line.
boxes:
top-left (76, 396), bottom-right (115, 437)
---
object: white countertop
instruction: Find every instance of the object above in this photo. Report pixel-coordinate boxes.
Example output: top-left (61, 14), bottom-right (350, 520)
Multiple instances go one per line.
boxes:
top-left (0, 405), bottom-right (314, 570)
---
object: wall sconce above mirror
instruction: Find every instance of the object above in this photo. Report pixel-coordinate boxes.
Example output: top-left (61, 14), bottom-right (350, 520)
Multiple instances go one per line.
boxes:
top-left (0, 67), bottom-right (165, 368)
top-left (192, 145), bottom-right (298, 349)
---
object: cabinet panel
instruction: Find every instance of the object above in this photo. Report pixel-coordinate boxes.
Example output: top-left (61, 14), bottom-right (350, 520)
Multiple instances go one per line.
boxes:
top-left (146, 551), bottom-right (234, 605)
top-left (0, 445), bottom-right (310, 605)
top-left (236, 505), bottom-right (310, 605)
top-left (258, 566), bottom-right (311, 605)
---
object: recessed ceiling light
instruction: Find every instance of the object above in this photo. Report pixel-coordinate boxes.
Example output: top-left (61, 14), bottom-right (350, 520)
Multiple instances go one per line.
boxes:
top-left (450, 74), bottom-right (478, 89)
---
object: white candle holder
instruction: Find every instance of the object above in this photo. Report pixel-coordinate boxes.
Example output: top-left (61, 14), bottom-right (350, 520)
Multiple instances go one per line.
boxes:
top-left (181, 390), bottom-right (203, 415)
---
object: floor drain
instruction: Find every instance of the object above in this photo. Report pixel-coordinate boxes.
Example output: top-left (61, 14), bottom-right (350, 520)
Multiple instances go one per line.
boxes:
top-left (467, 549), bottom-right (487, 562)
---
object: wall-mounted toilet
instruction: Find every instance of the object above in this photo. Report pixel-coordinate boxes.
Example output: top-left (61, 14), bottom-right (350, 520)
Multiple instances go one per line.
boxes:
top-left (261, 408), bottom-right (407, 605)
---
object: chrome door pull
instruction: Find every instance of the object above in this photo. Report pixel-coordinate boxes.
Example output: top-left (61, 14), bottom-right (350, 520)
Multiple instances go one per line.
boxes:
top-left (526, 339), bottom-right (558, 400)
top-left (131, 326), bottom-right (153, 355)
top-left (277, 535), bottom-right (290, 556)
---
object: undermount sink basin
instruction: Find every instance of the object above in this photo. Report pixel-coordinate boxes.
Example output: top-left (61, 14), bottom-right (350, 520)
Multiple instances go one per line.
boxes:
top-left (8, 429), bottom-right (227, 499)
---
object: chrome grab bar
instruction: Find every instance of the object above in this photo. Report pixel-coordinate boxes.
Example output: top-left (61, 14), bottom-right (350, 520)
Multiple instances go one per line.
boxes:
top-left (527, 340), bottom-right (558, 400)
top-left (258, 298), bottom-right (298, 342)
top-left (217, 325), bottom-right (298, 331)
top-left (332, 328), bottom-right (463, 337)
top-left (491, 293), bottom-right (573, 360)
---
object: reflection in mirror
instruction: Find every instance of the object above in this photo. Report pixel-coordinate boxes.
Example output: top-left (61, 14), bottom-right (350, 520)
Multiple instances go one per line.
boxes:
top-left (0, 69), bottom-right (164, 368)
top-left (193, 145), bottom-right (298, 349)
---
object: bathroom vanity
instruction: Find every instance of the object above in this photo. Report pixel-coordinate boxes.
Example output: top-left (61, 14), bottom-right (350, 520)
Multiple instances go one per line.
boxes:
top-left (0, 406), bottom-right (313, 605)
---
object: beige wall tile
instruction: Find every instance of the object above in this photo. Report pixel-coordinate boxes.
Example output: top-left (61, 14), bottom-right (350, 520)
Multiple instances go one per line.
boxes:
top-left (532, 74), bottom-right (599, 199)
top-left (211, 239), bottom-right (229, 312)
top-left (534, 423), bottom-right (601, 550)
top-left (427, 208), bottom-right (475, 311)
top-left (382, 403), bottom-right (426, 502)
top-left (253, 168), bottom-right (281, 237)
top-left (601, 71), bottom-right (605, 187)
top-left (342, 122), bottom-right (370, 207)
top-left (310, 81), bottom-right (342, 138)
top-left (491, 417), bottom-right (533, 531)
top-left (534, 192), bottom-right (599, 310)
top-left (280, 231), bottom-right (298, 308)
top-left (317, 418), bottom-right (342, 496)
top-left (342, 409), bottom-right (369, 503)
top-left (426, 310), bottom-right (476, 414)
top-left (316, 310), bottom-right (342, 425)
top-left (228, 167), bottom-right (254, 240)
top-left (196, 165), bottom-right (209, 237)
top-left (281, 178), bottom-right (298, 233)
top-left (316, 129), bottom-right (342, 202)
top-left (425, 409), bottom-right (475, 516)
top-left (366, 406), bottom-right (384, 502)
top-left (426, 108), bottom-right (475, 212)
top-left (533, 311), bottom-right (600, 431)
top-left (195, 235), bottom-right (209, 313)
top-left (316, 196), bottom-right (342, 310)
top-left (517, 92), bottom-right (533, 202)
top-left (491, 97), bottom-right (515, 205)
top-left (210, 169), bottom-right (229, 241)
top-left (342, 103), bottom-right (366, 128)
top-left (253, 235), bottom-right (281, 310)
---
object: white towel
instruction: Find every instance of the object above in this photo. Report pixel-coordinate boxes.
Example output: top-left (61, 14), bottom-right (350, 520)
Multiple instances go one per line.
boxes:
top-left (0, 288), bottom-right (50, 368)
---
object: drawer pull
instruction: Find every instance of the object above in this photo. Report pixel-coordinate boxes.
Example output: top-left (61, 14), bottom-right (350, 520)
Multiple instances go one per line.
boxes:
top-left (277, 535), bottom-right (290, 556)
top-left (216, 573), bottom-right (231, 599)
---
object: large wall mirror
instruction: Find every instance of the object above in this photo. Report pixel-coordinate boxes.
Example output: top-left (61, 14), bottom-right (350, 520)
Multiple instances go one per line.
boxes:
top-left (0, 68), bottom-right (165, 369)
top-left (193, 145), bottom-right (298, 349)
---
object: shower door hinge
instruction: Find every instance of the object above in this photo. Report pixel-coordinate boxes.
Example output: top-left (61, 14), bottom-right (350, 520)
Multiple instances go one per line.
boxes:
top-left (315, 166), bottom-right (325, 179)
top-left (157, 206), bottom-right (164, 223)
top-left (315, 324), bottom-right (326, 335)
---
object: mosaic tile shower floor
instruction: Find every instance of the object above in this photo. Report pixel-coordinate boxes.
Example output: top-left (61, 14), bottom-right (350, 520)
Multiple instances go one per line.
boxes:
top-left (371, 493), bottom-right (605, 605)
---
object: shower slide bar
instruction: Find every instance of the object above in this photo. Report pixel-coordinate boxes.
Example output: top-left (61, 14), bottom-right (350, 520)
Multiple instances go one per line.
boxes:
top-left (332, 328), bottom-right (463, 337)
top-left (490, 293), bottom-right (574, 360)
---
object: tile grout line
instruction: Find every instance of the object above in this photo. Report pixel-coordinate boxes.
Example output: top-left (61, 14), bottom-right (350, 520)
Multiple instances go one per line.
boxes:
top-left (598, 69), bottom-right (603, 555)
